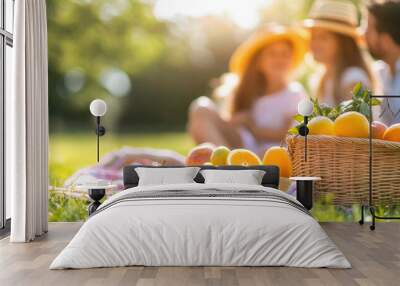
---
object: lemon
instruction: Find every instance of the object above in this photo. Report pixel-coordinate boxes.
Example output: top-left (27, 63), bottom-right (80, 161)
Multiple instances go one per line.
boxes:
top-left (308, 116), bottom-right (334, 135)
top-left (210, 146), bottom-right (230, 166)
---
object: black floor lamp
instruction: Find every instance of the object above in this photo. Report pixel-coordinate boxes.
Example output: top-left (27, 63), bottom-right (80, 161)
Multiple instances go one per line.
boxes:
top-left (86, 99), bottom-right (108, 215)
top-left (89, 99), bottom-right (107, 162)
top-left (290, 99), bottom-right (321, 211)
top-left (358, 93), bottom-right (400, 230)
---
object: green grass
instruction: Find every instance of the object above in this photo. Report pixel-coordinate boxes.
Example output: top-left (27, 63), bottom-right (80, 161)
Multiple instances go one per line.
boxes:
top-left (49, 132), bottom-right (400, 222)
top-left (48, 189), bottom-right (89, 221)
top-left (49, 132), bottom-right (195, 187)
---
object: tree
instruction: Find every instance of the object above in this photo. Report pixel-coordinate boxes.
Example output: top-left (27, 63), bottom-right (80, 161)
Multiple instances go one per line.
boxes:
top-left (47, 0), bottom-right (168, 130)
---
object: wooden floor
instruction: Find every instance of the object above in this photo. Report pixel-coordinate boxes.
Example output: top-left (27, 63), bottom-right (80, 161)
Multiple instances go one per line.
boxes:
top-left (0, 222), bottom-right (399, 286)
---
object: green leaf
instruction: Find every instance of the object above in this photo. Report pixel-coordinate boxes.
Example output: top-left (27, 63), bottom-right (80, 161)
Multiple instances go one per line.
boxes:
top-left (328, 106), bottom-right (342, 120)
top-left (371, 98), bottom-right (381, 106)
top-left (352, 82), bottom-right (363, 98)
top-left (313, 97), bottom-right (323, 116)
top-left (334, 105), bottom-right (343, 114)
top-left (361, 89), bottom-right (369, 101)
top-left (293, 114), bottom-right (304, 123)
top-left (360, 102), bottom-right (370, 119)
top-left (319, 104), bottom-right (334, 117)
top-left (340, 99), bottom-right (352, 109)
top-left (288, 126), bottom-right (299, 135)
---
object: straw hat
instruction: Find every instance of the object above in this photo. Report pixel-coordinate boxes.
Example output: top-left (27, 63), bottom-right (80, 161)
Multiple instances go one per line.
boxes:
top-left (229, 24), bottom-right (308, 75)
top-left (303, 0), bottom-right (362, 40)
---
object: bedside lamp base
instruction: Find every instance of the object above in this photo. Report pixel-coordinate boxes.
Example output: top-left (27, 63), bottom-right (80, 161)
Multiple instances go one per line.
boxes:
top-left (290, 177), bottom-right (321, 211)
top-left (296, 180), bottom-right (314, 210)
top-left (88, 188), bottom-right (106, 215)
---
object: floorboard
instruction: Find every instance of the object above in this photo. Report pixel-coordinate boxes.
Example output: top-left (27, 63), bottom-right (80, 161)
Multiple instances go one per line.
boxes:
top-left (0, 222), bottom-right (399, 286)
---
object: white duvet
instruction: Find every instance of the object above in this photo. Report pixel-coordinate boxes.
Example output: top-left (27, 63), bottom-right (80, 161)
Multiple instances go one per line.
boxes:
top-left (50, 183), bottom-right (351, 269)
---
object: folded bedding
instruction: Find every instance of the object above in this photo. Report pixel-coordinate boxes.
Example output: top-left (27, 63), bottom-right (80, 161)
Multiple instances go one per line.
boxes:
top-left (50, 183), bottom-right (351, 269)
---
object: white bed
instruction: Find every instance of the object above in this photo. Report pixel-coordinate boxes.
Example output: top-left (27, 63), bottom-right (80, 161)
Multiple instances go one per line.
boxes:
top-left (50, 183), bottom-right (351, 269)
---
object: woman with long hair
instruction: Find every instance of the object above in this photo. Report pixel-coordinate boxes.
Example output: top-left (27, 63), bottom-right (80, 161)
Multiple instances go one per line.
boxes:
top-left (187, 25), bottom-right (307, 154)
top-left (304, 0), bottom-right (376, 105)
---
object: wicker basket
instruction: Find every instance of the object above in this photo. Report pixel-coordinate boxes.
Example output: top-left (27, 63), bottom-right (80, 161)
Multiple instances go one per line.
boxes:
top-left (286, 135), bottom-right (400, 206)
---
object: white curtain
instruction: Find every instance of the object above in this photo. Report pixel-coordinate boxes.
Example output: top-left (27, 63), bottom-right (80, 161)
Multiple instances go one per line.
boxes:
top-left (8, 0), bottom-right (49, 242)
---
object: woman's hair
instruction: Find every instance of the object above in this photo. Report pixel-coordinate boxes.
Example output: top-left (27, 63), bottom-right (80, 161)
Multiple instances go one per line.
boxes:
top-left (228, 40), bottom-right (292, 116)
top-left (317, 33), bottom-right (375, 103)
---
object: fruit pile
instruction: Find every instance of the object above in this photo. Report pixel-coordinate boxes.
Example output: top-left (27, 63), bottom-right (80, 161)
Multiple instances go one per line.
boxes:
top-left (185, 144), bottom-right (293, 178)
top-left (304, 112), bottom-right (400, 141)
top-left (290, 83), bottom-right (400, 142)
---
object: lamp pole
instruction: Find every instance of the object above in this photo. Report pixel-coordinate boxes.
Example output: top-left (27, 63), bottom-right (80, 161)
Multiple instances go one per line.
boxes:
top-left (97, 116), bottom-right (100, 163)
top-left (90, 99), bottom-right (107, 163)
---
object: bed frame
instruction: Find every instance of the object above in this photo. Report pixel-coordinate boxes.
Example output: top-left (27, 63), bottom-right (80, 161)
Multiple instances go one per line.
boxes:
top-left (123, 165), bottom-right (280, 189)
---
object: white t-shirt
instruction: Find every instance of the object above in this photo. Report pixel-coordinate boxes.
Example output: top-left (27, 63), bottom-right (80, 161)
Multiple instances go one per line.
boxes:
top-left (320, 67), bottom-right (371, 107)
top-left (240, 82), bottom-right (306, 154)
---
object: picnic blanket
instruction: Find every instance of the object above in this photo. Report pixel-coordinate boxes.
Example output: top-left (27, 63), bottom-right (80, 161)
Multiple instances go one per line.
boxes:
top-left (63, 147), bottom-right (185, 190)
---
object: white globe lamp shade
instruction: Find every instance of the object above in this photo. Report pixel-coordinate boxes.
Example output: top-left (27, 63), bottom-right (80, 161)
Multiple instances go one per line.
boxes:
top-left (90, 99), bottom-right (107, 117)
top-left (297, 99), bottom-right (313, 117)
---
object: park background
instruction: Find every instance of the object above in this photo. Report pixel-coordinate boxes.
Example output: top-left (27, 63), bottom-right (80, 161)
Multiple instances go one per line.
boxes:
top-left (48, 0), bottom-right (370, 221)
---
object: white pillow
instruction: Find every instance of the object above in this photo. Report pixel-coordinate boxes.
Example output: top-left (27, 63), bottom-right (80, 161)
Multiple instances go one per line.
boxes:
top-left (200, 169), bottom-right (265, 185)
top-left (135, 167), bottom-right (200, 186)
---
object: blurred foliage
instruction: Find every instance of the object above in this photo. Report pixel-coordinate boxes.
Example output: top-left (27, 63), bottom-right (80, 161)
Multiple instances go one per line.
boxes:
top-left (47, 0), bottom-right (169, 130)
top-left (47, 0), bottom-right (238, 132)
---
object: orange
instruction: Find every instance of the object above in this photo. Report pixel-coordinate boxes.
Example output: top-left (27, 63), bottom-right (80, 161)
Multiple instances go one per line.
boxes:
top-left (371, 121), bottom-right (387, 140)
top-left (308, 116), bottom-right (335, 135)
top-left (262, 146), bottom-right (292, 178)
top-left (383, 123), bottom-right (400, 142)
top-left (227, 149), bottom-right (261, 166)
top-left (334, 112), bottom-right (369, 138)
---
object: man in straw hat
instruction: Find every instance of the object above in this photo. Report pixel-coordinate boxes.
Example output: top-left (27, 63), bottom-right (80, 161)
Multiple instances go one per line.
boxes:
top-left (366, 0), bottom-right (400, 125)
